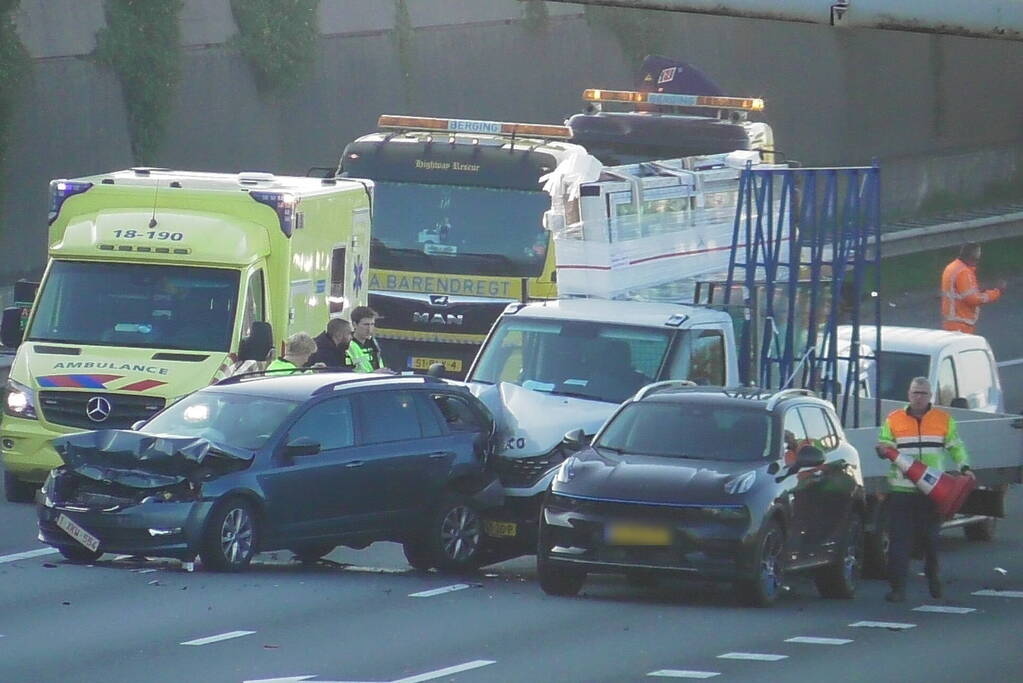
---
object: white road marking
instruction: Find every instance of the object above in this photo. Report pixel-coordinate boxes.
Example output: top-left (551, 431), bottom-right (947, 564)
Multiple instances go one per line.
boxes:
top-left (648, 670), bottom-right (720, 679)
top-left (408, 584), bottom-right (472, 598)
top-left (717, 652), bottom-right (787, 661)
top-left (785, 636), bottom-right (853, 645)
top-left (996, 357), bottom-right (1023, 368)
top-left (973, 589), bottom-right (1023, 598)
top-left (849, 621), bottom-right (916, 629)
top-left (913, 605), bottom-right (976, 614)
top-left (181, 630), bottom-right (256, 646)
top-left (392, 659), bottom-right (495, 683)
top-left (0, 547), bottom-right (59, 564)
top-left (243, 678), bottom-right (315, 683)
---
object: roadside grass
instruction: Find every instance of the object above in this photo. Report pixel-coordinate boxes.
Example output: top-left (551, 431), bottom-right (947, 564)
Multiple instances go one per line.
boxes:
top-left (876, 235), bottom-right (1023, 298)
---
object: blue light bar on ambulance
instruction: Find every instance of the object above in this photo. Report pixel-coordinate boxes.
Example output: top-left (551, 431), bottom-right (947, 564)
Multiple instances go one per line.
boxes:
top-left (48, 180), bottom-right (94, 225)
top-left (378, 114), bottom-right (572, 139)
top-left (249, 191), bottom-right (297, 237)
top-left (583, 89), bottom-right (765, 112)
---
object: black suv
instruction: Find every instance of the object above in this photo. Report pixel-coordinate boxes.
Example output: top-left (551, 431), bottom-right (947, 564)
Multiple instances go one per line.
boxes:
top-left (38, 373), bottom-right (499, 572)
top-left (538, 385), bottom-right (865, 606)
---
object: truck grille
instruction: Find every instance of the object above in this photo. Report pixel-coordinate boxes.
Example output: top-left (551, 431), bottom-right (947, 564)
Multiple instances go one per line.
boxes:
top-left (38, 391), bottom-right (165, 430)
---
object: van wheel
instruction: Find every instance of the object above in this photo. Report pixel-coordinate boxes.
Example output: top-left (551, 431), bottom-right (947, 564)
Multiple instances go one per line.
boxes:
top-left (200, 498), bottom-right (258, 572)
top-left (964, 517), bottom-right (997, 542)
top-left (737, 519), bottom-right (785, 607)
top-left (4, 471), bottom-right (36, 503)
top-left (814, 514), bottom-right (862, 599)
top-left (422, 494), bottom-right (485, 573)
top-left (290, 543), bottom-right (336, 564)
top-left (58, 545), bottom-right (103, 564)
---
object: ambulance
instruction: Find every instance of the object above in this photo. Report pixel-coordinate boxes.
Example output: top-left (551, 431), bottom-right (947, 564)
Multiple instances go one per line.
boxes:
top-left (0, 168), bottom-right (371, 501)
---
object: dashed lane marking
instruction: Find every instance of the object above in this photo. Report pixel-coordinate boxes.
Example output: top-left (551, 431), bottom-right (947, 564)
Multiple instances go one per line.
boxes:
top-left (0, 547), bottom-right (59, 564)
top-left (717, 652), bottom-right (787, 661)
top-left (785, 636), bottom-right (853, 645)
top-left (973, 589), bottom-right (1023, 599)
top-left (392, 660), bottom-right (495, 683)
top-left (913, 605), bottom-right (976, 614)
top-left (181, 630), bottom-right (256, 646)
top-left (849, 621), bottom-right (916, 630)
top-left (409, 584), bottom-right (472, 598)
top-left (648, 671), bottom-right (720, 679)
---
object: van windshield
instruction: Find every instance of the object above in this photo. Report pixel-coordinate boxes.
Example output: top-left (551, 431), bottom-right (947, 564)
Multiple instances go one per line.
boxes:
top-left (876, 351), bottom-right (930, 401)
top-left (469, 317), bottom-right (675, 404)
top-left (27, 261), bottom-right (240, 351)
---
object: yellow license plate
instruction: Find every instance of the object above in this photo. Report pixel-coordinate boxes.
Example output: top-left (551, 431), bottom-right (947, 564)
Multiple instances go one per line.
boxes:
top-left (605, 522), bottom-right (672, 546)
top-left (409, 356), bottom-right (463, 372)
top-left (483, 520), bottom-right (518, 538)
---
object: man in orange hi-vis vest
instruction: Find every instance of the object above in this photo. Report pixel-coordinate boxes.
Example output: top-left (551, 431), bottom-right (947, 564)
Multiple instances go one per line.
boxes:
top-left (940, 242), bottom-right (1005, 334)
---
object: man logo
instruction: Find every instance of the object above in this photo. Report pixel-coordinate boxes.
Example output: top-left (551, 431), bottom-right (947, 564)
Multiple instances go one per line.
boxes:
top-left (86, 396), bottom-right (113, 423)
top-left (413, 312), bottom-right (464, 326)
top-left (429, 295), bottom-right (450, 307)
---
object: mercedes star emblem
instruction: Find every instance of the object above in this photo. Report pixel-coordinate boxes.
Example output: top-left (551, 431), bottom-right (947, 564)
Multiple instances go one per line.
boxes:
top-left (86, 396), bottom-right (113, 423)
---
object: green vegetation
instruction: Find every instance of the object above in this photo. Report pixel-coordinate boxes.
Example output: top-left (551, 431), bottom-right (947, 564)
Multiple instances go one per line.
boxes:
top-left (521, 0), bottom-right (550, 33)
top-left (875, 235), bottom-right (1023, 297)
top-left (230, 0), bottom-right (319, 94)
top-left (394, 0), bottom-right (414, 110)
top-left (94, 0), bottom-right (183, 164)
top-left (0, 0), bottom-right (31, 201)
top-left (583, 4), bottom-right (671, 71)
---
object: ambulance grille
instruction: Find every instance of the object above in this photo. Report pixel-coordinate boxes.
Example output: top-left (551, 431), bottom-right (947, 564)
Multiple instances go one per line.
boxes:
top-left (38, 391), bottom-right (166, 430)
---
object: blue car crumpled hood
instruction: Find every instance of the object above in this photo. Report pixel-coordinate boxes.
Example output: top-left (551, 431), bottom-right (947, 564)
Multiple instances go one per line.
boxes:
top-left (52, 430), bottom-right (253, 490)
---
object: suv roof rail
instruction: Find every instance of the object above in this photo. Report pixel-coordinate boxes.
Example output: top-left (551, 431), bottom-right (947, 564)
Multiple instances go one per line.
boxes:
top-left (764, 388), bottom-right (817, 411)
top-left (312, 373), bottom-right (447, 396)
top-left (633, 380), bottom-right (698, 400)
top-left (213, 367), bottom-right (342, 386)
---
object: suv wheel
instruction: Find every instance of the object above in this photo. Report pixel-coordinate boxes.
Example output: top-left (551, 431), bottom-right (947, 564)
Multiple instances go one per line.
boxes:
top-left (536, 519), bottom-right (585, 596)
top-left (422, 493), bottom-right (485, 573)
top-left (402, 540), bottom-right (434, 571)
top-left (200, 497), bottom-right (258, 572)
top-left (737, 519), bottom-right (785, 607)
top-left (814, 514), bottom-right (862, 599)
top-left (58, 544), bottom-right (103, 564)
top-left (4, 471), bottom-right (36, 503)
top-left (863, 501), bottom-right (890, 579)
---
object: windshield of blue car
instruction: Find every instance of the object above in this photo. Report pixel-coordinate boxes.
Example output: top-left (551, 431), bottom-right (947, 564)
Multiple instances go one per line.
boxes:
top-left (875, 351), bottom-right (930, 401)
top-left (368, 181), bottom-right (551, 278)
top-left (470, 318), bottom-right (673, 404)
top-left (27, 261), bottom-right (240, 351)
top-left (594, 402), bottom-right (772, 461)
top-left (140, 391), bottom-right (301, 450)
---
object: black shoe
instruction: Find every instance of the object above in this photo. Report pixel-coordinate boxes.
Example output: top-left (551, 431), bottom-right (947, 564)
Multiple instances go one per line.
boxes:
top-left (927, 573), bottom-right (943, 599)
top-left (885, 589), bottom-right (906, 603)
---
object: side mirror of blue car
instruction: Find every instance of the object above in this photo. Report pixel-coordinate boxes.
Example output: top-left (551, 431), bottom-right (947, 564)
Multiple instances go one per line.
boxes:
top-left (284, 437), bottom-right (321, 458)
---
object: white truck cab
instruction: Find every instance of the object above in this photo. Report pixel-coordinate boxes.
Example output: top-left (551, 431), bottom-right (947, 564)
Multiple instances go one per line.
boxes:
top-left (838, 325), bottom-right (1004, 413)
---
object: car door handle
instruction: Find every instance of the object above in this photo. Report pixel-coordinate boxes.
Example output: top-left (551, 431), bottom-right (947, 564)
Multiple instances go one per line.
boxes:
top-left (345, 460), bottom-right (365, 468)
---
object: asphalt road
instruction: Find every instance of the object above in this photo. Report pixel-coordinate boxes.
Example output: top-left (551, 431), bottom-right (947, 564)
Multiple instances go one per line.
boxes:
top-left (0, 277), bottom-right (1020, 683)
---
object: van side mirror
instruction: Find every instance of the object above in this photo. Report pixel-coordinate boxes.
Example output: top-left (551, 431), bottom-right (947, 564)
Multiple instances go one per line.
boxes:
top-left (950, 397), bottom-right (969, 409)
top-left (131, 420), bottom-right (146, 431)
top-left (795, 444), bottom-right (825, 468)
top-left (239, 321), bottom-right (273, 361)
top-left (1, 307), bottom-right (24, 348)
top-left (562, 428), bottom-right (586, 452)
top-left (284, 436), bottom-right (320, 458)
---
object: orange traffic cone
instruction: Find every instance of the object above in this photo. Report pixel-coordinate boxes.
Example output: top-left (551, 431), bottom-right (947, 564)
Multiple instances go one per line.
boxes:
top-left (880, 447), bottom-right (976, 519)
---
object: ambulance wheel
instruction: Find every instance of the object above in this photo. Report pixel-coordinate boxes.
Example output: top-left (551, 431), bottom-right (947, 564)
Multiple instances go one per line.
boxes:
top-left (59, 545), bottom-right (103, 564)
top-left (814, 514), bottom-right (862, 599)
top-left (964, 517), bottom-right (997, 542)
top-left (3, 471), bottom-right (36, 503)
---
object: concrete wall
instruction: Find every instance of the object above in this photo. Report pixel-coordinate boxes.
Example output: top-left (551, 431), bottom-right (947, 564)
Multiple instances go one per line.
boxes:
top-left (2, 0), bottom-right (1021, 285)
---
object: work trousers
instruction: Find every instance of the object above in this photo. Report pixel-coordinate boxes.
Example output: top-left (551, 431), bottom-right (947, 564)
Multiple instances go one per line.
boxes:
top-left (886, 491), bottom-right (941, 589)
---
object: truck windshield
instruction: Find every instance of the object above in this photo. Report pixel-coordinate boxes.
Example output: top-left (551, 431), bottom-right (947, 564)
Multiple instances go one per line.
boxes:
top-left (27, 261), bottom-right (240, 351)
top-left (370, 181), bottom-right (550, 278)
top-left (595, 402), bottom-right (772, 461)
top-left (469, 318), bottom-right (675, 404)
top-left (875, 351), bottom-right (930, 401)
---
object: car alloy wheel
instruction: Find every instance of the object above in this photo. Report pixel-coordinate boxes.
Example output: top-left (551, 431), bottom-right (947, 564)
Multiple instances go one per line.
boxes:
top-left (738, 519), bottom-right (785, 607)
top-left (201, 497), bottom-right (258, 572)
top-left (814, 514), bottom-right (863, 599)
top-left (429, 494), bottom-right (484, 573)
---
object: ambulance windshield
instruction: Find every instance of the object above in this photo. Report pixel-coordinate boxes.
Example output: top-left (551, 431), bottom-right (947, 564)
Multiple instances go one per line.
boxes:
top-left (369, 181), bottom-right (551, 278)
top-left (27, 261), bottom-right (240, 351)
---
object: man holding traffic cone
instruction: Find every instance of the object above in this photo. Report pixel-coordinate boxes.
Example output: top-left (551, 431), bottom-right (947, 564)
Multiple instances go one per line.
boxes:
top-left (875, 377), bottom-right (973, 602)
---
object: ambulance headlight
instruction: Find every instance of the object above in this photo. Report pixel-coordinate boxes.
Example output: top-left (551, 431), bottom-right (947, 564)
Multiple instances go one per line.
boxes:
top-left (4, 379), bottom-right (38, 420)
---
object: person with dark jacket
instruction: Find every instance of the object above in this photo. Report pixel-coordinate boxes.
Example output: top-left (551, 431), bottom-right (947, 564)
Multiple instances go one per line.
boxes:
top-left (307, 318), bottom-right (354, 370)
top-left (348, 305), bottom-right (391, 373)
